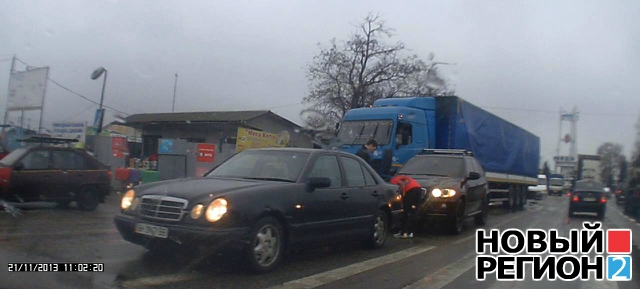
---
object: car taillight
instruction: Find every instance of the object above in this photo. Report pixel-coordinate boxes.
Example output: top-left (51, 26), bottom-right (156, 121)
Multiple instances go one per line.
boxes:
top-left (600, 197), bottom-right (607, 203)
top-left (567, 192), bottom-right (572, 197)
top-left (572, 193), bottom-right (579, 202)
top-left (616, 190), bottom-right (622, 195)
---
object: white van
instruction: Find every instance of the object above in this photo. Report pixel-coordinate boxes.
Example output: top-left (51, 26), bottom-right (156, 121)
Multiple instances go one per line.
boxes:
top-left (527, 174), bottom-right (548, 200)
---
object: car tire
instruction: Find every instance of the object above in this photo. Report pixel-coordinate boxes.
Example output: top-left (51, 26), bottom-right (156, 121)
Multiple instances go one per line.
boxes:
top-left (474, 196), bottom-right (488, 226)
top-left (365, 210), bottom-right (388, 249)
top-left (450, 200), bottom-right (465, 235)
top-left (244, 216), bottom-right (284, 274)
top-left (76, 186), bottom-right (100, 211)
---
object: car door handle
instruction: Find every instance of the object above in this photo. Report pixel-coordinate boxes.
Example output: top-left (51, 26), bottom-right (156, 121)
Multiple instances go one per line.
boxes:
top-left (341, 193), bottom-right (350, 200)
top-left (372, 191), bottom-right (379, 197)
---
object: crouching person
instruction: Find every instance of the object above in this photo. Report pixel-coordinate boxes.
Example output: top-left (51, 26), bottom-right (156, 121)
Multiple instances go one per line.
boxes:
top-left (390, 175), bottom-right (423, 238)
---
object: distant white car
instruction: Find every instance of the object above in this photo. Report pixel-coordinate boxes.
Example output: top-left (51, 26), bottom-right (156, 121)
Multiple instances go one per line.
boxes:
top-left (528, 174), bottom-right (548, 200)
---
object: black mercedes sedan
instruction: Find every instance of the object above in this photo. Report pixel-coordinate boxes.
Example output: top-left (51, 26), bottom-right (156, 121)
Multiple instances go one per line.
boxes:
top-left (114, 148), bottom-right (402, 273)
top-left (569, 179), bottom-right (607, 219)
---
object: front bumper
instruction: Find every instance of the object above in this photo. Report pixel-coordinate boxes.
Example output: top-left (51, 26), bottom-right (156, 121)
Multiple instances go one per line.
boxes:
top-left (418, 197), bottom-right (459, 218)
top-left (114, 214), bottom-right (250, 250)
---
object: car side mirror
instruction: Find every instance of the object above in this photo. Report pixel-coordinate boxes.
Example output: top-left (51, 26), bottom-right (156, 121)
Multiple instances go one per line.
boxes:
top-left (468, 172), bottom-right (481, 180)
top-left (13, 162), bottom-right (24, 171)
top-left (308, 177), bottom-right (331, 189)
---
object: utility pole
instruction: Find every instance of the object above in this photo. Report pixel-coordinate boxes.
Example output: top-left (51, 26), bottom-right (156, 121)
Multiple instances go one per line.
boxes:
top-left (172, 73), bottom-right (178, 112)
top-left (2, 55), bottom-right (16, 135)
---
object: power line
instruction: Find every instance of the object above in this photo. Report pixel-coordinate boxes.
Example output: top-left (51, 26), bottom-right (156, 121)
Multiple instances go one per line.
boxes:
top-left (14, 57), bottom-right (132, 116)
top-left (266, 102), bottom-right (305, 110)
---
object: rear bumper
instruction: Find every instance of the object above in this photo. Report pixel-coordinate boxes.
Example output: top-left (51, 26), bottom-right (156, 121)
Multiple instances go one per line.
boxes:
top-left (569, 202), bottom-right (606, 213)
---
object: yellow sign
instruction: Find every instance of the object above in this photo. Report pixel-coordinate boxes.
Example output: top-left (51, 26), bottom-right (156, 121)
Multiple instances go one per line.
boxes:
top-left (235, 128), bottom-right (289, 152)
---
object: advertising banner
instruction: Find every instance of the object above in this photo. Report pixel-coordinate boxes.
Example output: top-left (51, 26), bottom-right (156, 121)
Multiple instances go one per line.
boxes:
top-left (7, 67), bottom-right (49, 111)
top-left (235, 128), bottom-right (287, 153)
top-left (196, 143), bottom-right (215, 163)
top-left (112, 137), bottom-right (128, 159)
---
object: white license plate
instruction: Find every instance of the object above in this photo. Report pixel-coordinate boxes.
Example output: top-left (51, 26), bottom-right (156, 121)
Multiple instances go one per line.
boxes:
top-left (583, 197), bottom-right (596, 202)
top-left (135, 223), bottom-right (169, 238)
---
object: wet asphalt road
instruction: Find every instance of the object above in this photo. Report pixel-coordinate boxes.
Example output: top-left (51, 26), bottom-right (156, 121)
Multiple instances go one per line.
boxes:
top-left (1, 193), bottom-right (640, 289)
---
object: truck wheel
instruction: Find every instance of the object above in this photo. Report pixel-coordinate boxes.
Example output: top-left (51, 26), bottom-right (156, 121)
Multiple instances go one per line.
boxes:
top-left (519, 187), bottom-right (527, 209)
top-left (449, 200), bottom-right (465, 235)
top-left (244, 216), bottom-right (284, 274)
top-left (474, 196), bottom-right (488, 226)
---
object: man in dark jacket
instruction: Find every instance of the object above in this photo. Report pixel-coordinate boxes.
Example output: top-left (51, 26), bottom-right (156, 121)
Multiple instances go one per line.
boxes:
top-left (356, 139), bottom-right (378, 165)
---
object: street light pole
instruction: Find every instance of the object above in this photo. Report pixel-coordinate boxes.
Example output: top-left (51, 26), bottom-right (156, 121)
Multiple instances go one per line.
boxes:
top-left (90, 67), bottom-right (108, 159)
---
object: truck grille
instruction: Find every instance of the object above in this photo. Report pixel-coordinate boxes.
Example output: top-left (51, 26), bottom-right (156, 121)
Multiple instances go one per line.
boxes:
top-left (139, 195), bottom-right (188, 221)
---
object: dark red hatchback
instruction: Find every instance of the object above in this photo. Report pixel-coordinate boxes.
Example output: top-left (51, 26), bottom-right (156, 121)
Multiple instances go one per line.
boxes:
top-left (0, 137), bottom-right (111, 211)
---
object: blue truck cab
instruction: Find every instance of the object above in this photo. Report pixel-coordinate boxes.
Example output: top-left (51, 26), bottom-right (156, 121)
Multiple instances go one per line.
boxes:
top-left (337, 97), bottom-right (436, 177)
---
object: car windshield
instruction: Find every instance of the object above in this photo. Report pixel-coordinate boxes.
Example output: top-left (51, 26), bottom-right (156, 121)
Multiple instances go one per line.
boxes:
top-left (0, 147), bottom-right (29, 166)
top-left (398, 156), bottom-right (464, 177)
top-left (206, 150), bottom-right (310, 182)
top-left (337, 120), bottom-right (393, 146)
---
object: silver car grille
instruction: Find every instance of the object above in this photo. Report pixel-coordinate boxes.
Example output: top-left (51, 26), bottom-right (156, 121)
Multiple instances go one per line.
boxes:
top-left (139, 195), bottom-right (188, 221)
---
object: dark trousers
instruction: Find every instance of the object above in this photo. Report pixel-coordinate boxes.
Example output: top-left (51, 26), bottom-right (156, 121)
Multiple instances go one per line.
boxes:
top-left (400, 187), bottom-right (422, 234)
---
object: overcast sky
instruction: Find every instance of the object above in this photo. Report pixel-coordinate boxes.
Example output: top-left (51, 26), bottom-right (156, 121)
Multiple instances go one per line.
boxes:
top-left (1, 0), bottom-right (639, 166)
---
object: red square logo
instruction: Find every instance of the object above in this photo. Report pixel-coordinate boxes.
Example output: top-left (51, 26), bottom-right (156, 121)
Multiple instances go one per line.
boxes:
top-left (607, 230), bottom-right (632, 254)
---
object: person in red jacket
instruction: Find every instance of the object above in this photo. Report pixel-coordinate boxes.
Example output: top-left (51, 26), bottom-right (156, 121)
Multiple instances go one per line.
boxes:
top-left (390, 175), bottom-right (423, 238)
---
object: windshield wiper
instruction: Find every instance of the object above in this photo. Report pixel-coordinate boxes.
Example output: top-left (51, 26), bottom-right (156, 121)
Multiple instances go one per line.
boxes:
top-left (243, 177), bottom-right (295, 183)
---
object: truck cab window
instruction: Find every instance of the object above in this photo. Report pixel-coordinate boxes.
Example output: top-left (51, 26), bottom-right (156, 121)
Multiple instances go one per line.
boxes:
top-left (396, 123), bottom-right (412, 145)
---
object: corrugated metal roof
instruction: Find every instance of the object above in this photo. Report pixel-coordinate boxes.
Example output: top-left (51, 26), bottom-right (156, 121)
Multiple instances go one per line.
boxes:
top-left (125, 110), bottom-right (271, 124)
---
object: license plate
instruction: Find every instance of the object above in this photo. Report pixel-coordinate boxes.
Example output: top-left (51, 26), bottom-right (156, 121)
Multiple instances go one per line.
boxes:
top-left (583, 197), bottom-right (596, 202)
top-left (135, 223), bottom-right (169, 238)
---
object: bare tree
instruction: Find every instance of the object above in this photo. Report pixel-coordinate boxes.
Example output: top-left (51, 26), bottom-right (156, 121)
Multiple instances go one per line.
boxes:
top-left (304, 14), bottom-right (453, 125)
top-left (597, 142), bottom-right (625, 186)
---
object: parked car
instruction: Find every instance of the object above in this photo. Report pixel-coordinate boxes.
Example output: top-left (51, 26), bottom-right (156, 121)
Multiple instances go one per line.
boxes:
top-left (527, 174), bottom-right (547, 200)
top-left (568, 179), bottom-right (607, 219)
top-left (114, 148), bottom-right (402, 273)
top-left (614, 182), bottom-right (627, 204)
top-left (0, 137), bottom-right (112, 210)
top-left (623, 185), bottom-right (640, 219)
top-left (394, 150), bottom-right (489, 235)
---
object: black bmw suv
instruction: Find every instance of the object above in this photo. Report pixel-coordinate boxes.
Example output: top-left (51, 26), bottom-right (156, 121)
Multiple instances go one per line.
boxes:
top-left (396, 150), bottom-right (489, 235)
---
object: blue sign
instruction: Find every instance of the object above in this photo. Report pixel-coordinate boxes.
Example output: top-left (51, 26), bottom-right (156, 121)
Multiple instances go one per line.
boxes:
top-left (160, 139), bottom-right (174, 154)
top-left (607, 256), bottom-right (631, 280)
top-left (93, 108), bottom-right (105, 134)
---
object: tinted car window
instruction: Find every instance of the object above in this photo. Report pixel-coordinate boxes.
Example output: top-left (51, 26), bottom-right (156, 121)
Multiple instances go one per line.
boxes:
top-left (363, 167), bottom-right (377, 186)
top-left (53, 151), bottom-right (85, 170)
top-left (21, 150), bottom-right (51, 170)
top-left (208, 150), bottom-right (309, 181)
top-left (400, 156), bottom-right (464, 177)
top-left (309, 155), bottom-right (342, 188)
top-left (341, 156), bottom-right (366, 187)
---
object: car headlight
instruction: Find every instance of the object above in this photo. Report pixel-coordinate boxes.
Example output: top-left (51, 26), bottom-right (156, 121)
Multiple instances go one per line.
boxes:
top-left (121, 189), bottom-right (135, 210)
top-left (431, 188), bottom-right (457, 198)
top-left (206, 198), bottom-right (228, 222)
top-left (191, 204), bottom-right (204, 219)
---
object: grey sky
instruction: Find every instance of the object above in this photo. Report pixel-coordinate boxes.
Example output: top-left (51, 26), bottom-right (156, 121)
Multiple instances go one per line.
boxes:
top-left (1, 0), bottom-right (639, 166)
